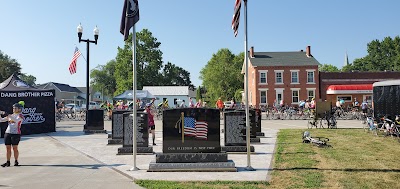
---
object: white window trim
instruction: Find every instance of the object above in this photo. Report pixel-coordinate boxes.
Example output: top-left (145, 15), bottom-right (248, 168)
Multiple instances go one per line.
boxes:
top-left (274, 70), bottom-right (284, 84)
top-left (307, 88), bottom-right (316, 100)
top-left (291, 88), bottom-right (300, 104)
top-left (307, 71), bottom-right (315, 84)
top-left (259, 89), bottom-right (268, 105)
top-left (290, 70), bottom-right (299, 84)
top-left (258, 70), bottom-right (268, 85)
top-left (275, 88), bottom-right (284, 103)
top-left (363, 95), bottom-right (373, 104)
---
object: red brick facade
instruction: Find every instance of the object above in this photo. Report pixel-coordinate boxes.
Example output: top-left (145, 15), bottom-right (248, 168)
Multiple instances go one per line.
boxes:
top-left (247, 65), bottom-right (319, 107)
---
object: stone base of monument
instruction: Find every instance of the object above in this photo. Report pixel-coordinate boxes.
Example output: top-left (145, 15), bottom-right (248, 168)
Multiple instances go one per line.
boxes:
top-left (83, 129), bottom-right (107, 134)
top-left (148, 153), bottom-right (236, 172)
top-left (256, 132), bottom-right (265, 137)
top-left (107, 139), bottom-right (122, 145)
top-left (221, 146), bottom-right (255, 153)
top-left (250, 137), bottom-right (261, 143)
top-left (117, 147), bottom-right (153, 155)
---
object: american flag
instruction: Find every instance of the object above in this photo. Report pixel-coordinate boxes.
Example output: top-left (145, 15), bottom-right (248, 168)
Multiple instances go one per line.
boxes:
top-left (68, 47), bottom-right (81, 74)
top-left (231, 0), bottom-right (242, 37)
top-left (184, 117), bottom-right (208, 140)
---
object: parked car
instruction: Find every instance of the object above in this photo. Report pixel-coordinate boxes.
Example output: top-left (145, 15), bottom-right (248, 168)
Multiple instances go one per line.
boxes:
top-left (224, 101), bottom-right (232, 108)
top-left (64, 103), bottom-right (82, 113)
top-left (81, 101), bottom-right (101, 110)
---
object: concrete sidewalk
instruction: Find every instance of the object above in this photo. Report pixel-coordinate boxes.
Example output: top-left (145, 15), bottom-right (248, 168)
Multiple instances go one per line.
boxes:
top-left (0, 126), bottom-right (142, 189)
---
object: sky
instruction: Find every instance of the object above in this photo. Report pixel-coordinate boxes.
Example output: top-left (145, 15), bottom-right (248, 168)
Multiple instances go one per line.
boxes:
top-left (1, 0), bottom-right (400, 88)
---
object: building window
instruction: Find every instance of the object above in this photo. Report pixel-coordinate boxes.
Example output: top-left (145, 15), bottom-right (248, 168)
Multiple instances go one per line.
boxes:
top-left (260, 91), bottom-right (267, 104)
top-left (337, 96), bottom-right (352, 102)
top-left (307, 90), bottom-right (315, 101)
top-left (363, 95), bottom-right (372, 104)
top-left (291, 71), bottom-right (299, 83)
top-left (275, 72), bottom-right (283, 84)
top-left (292, 90), bottom-right (299, 103)
top-left (260, 72), bottom-right (267, 84)
top-left (307, 71), bottom-right (315, 83)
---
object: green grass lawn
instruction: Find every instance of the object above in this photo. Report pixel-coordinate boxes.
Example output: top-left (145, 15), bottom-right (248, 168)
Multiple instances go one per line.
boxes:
top-left (136, 129), bottom-right (400, 189)
top-left (269, 129), bottom-right (400, 189)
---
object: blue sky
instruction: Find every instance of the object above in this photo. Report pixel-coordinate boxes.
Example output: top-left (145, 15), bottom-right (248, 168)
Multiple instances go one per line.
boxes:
top-left (1, 0), bottom-right (400, 88)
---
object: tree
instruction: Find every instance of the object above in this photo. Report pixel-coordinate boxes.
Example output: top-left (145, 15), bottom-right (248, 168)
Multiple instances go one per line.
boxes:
top-left (0, 50), bottom-right (22, 81)
top-left (344, 36), bottom-right (400, 71)
top-left (161, 62), bottom-right (194, 89)
top-left (112, 29), bottom-right (193, 96)
top-left (319, 64), bottom-right (340, 72)
top-left (234, 89), bottom-right (243, 103)
top-left (20, 74), bottom-right (37, 86)
top-left (90, 59), bottom-right (117, 97)
top-left (196, 86), bottom-right (202, 101)
top-left (200, 49), bottom-right (244, 105)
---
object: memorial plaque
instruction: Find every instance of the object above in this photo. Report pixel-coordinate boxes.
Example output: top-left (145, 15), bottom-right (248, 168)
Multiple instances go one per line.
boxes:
top-left (163, 108), bottom-right (221, 153)
top-left (112, 110), bottom-right (131, 139)
top-left (234, 109), bottom-right (257, 138)
top-left (122, 112), bottom-right (149, 148)
top-left (224, 111), bottom-right (246, 146)
top-left (255, 109), bottom-right (262, 133)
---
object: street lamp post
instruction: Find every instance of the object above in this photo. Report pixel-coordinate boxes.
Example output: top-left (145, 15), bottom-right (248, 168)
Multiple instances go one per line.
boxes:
top-left (77, 23), bottom-right (99, 129)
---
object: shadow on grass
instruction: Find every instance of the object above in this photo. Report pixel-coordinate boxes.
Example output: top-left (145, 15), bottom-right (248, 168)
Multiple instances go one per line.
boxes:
top-left (20, 163), bottom-right (124, 170)
top-left (272, 167), bottom-right (400, 172)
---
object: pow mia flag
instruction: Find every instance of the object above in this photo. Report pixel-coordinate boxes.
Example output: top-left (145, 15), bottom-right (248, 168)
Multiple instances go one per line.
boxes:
top-left (120, 0), bottom-right (140, 41)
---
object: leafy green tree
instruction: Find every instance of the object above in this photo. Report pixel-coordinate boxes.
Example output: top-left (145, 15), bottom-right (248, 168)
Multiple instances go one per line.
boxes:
top-left (112, 29), bottom-right (193, 96)
top-left (196, 86), bottom-right (202, 101)
top-left (200, 49), bottom-right (244, 105)
top-left (90, 59), bottom-right (117, 97)
top-left (20, 74), bottom-right (36, 86)
top-left (234, 89), bottom-right (243, 103)
top-left (162, 62), bottom-right (194, 89)
top-left (0, 50), bottom-right (22, 81)
top-left (345, 36), bottom-right (400, 71)
top-left (319, 64), bottom-right (340, 72)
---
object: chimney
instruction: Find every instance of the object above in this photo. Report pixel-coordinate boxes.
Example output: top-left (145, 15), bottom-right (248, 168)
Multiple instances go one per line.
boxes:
top-left (250, 46), bottom-right (254, 58)
top-left (306, 46), bottom-right (312, 57)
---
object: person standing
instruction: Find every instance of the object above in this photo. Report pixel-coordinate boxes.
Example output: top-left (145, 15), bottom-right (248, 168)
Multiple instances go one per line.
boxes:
top-left (179, 100), bottom-right (186, 108)
top-left (144, 102), bottom-right (156, 145)
top-left (195, 99), bottom-right (203, 108)
top-left (1, 102), bottom-right (25, 167)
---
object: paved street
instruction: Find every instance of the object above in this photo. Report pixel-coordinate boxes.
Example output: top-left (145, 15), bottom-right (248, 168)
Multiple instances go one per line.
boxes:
top-left (0, 118), bottom-right (364, 188)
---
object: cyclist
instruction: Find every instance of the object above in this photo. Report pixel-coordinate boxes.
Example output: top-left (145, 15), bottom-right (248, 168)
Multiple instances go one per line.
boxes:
top-left (361, 99), bottom-right (369, 116)
top-left (144, 102), bottom-right (156, 146)
top-left (0, 102), bottom-right (25, 167)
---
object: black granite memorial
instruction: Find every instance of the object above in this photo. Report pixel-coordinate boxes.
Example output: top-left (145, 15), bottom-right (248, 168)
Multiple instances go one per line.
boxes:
top-left (235, 109), bottom-right (261, 142)
top-left (148, 108), bottom-right (236, 172)
top-left (117, 112), bottom-right (153, 154)
top-left (221, 111), bottom-right (255, 153)
top-left (108, 110), bottom-right (131, 145)
top-left (84, 109), bottom-right (107, 134)
top-left (255, 109), bottom-right (265, 137)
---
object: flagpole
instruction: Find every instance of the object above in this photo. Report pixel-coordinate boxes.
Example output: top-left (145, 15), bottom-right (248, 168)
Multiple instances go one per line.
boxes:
top-left (244, 0), bottom-right (254, 171)
top-left (130, 24), bottom-right (138, 171)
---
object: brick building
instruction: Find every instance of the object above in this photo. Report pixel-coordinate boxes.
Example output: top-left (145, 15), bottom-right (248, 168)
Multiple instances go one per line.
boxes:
top-left (320, 71), bottom-right (400, 106)
top-left (245, 46), bottom-right (320, 107)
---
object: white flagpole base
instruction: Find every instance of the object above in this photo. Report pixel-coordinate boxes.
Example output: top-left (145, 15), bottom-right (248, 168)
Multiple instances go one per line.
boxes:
top-left (245, 166), bottom-right (255, 171)
top-left (129, 167), bottom-right (139, 171)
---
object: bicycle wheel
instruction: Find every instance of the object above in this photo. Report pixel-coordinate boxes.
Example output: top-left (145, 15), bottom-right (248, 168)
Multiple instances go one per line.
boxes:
top-left (320, 118), bottom-right (328, 128)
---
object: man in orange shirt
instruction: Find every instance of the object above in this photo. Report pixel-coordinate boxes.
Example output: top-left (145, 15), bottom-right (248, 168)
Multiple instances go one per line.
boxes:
top-left (216, 97), bottom-right (224, 119)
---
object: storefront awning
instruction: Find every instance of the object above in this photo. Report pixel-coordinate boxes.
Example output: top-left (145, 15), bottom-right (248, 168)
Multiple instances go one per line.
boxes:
top-left (326, 84), bottom-right (373, 94)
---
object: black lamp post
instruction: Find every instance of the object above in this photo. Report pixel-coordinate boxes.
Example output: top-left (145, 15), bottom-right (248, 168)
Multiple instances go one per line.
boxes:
top-left (77, 23), bottom-right (99, 128)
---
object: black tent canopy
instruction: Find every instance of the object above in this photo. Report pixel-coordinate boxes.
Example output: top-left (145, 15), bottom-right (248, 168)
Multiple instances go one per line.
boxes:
top-left (0, 74), bottom-right (56, 137)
